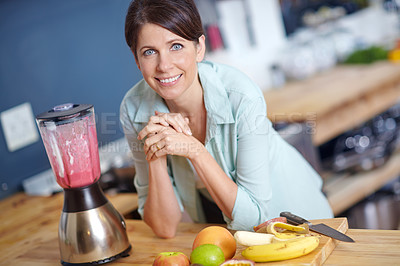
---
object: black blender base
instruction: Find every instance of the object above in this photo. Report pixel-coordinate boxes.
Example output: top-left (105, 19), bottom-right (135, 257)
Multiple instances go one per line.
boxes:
top-left (60, 245), bottom-right (131, 265)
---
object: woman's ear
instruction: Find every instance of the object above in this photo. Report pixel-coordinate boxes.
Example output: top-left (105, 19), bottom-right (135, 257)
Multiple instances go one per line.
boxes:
top-left (196, 35), bottom-right (206, 62)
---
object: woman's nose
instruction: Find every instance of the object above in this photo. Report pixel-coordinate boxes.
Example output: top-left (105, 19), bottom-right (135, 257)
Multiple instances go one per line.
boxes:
top-left (157, 52), bottom-right (173, 72)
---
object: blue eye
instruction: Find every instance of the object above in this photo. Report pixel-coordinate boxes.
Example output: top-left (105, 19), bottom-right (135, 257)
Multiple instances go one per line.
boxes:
top-left (144, 49), bottom-right (155, 56)
top-left (171, 43), bottom-right (183, 50)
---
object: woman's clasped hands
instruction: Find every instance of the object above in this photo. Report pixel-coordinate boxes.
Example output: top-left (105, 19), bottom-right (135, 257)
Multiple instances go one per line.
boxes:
top-left (138, 111), bottom-right (203, 161)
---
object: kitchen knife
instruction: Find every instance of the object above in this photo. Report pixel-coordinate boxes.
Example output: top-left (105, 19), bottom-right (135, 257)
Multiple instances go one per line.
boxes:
top-left (280, 211), bottom-right (355, 242)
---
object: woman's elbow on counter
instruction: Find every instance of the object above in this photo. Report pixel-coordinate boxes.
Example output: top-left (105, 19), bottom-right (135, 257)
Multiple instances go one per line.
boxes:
top-left (151, 224), bottom-right (178, 239)
top-left (144, 217), bottom-right (179, 239)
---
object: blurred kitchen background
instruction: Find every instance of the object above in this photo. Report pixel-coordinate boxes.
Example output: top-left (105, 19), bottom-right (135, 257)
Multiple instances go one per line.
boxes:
top-left (1, 0), bottom-right (400, 229)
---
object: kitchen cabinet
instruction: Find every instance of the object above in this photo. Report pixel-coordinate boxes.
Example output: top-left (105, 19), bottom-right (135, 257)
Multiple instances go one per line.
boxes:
top-left (263, 61), bottom-right (400, 215)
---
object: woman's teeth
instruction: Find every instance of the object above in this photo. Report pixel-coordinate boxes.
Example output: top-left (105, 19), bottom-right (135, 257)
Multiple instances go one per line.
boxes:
top-left (160, 75), bottom-right (180, 84)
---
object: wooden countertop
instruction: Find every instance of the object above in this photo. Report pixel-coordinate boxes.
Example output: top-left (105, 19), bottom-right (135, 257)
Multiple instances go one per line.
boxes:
top-left (1, 193), bottom-right (399, 265)
top-left (264, 61), bottom-right (400, 146)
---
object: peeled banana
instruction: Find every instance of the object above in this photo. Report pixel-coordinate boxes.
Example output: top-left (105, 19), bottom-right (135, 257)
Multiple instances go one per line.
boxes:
top-left (271, 235), bottom-right (305, 243)
top-left (234, 231), bottom-right (274, 246)
top-left (267, 221), bottom-right (309, 239)
top-left (253, 217), bottom-right (287, 233)
top-left (241, 236), bottom-right (320, 262)
top-left (267, 222), bottom-right (309, 234)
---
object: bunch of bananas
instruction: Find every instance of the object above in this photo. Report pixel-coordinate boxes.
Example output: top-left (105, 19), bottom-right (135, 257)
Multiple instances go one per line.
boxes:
top-left (234, 219), bottom-right (320, 262)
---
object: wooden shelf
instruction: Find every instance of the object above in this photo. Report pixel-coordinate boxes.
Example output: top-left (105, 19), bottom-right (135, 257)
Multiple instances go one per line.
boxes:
top-left (324, 150), bottom-right (400, 216)
top-left (263, 61), bottom-right (400, 146)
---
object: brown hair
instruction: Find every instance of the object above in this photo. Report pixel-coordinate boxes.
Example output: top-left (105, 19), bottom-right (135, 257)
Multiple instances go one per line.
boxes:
top-left (125, 0), bottom-right (204, 59)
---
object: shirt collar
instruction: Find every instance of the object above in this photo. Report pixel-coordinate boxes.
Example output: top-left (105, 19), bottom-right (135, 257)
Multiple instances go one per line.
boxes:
top-left (199, 61), bottom-right (234, 125)
top-left (133, 82), bottom-right (169, 123)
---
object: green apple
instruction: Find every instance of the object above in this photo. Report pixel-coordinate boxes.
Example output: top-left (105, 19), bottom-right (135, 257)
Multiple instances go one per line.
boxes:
top-left (190, 244), bottom-right (225, 266)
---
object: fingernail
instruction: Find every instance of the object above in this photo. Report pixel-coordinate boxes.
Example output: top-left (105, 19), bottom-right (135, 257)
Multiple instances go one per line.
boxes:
top-left (186, 129), bottom-right (192, 135)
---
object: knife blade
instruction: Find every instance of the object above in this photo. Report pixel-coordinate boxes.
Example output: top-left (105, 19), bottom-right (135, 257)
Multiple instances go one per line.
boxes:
top-left (280, 211), bottom-right (355, 242)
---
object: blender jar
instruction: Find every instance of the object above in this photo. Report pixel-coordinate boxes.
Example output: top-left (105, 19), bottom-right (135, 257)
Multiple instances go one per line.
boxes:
top-left (36, 103), bottom-right (101, 188)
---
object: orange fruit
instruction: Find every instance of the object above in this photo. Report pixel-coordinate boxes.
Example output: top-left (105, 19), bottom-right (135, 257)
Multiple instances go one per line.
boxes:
top-left (192, 226), bottom-right (236, 260)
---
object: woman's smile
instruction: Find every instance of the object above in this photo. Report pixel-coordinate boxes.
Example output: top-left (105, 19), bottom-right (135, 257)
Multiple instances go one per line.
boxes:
top-left (157, 74), bottom-right (182, 85)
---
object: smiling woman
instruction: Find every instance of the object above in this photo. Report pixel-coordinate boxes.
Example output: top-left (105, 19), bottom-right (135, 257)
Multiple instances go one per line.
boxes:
top-left (120, 0), bottom-right (333, 239)
top-left (133, 23), bottom-right (205, 101)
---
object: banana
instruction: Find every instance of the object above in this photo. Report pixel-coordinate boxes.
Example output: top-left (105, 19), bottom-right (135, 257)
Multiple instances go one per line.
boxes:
top-left (253, 217), bottom-right (287, 232)
top-left (241, 236), bottom-right (320, 262)
top-left (234, 231), bottom-right (274, 246)
top-left (267, 222), bottom-right (309, 239)
top-left (271, 235), bottom-right (305, 243)
top-left (267, 222), bottom-right (309, 233)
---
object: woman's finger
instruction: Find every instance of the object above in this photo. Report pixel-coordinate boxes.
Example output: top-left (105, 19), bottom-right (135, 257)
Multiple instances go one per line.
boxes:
top-left (146, 140), bottom-right (166, 161)
top-left (146, 143), bottom-right (157, 160)
top-left (173, 113), bottom-right (192, 136)
top-left (155, 112), bottom-right (192, 136)
top-left (149, 115), bottom-right (169, 127)
top-left (143, 132), bottom-right (164, 153)
top-left (159, 112), bottom-right (183, 133)
top-left (138, 123), bottom-right (164, 140)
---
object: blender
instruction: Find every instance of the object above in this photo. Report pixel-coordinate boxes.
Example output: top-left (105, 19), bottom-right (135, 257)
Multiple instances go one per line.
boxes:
top-left (36, 103), bottom-right (131, 265)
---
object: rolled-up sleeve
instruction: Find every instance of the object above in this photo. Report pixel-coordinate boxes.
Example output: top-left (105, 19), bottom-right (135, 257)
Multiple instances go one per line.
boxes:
top-left (120, 100), bottom-right (149, 218)
top-left (227, 96), bottom-right (273, 230)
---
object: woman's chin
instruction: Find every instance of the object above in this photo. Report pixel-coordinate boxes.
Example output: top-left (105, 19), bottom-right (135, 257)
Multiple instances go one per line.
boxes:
top-left (158, 90), bottom-right (182, 101)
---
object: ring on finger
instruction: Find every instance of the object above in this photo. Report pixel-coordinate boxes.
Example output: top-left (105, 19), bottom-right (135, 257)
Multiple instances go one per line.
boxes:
top-left (156, 143), bottom-right (161, 150)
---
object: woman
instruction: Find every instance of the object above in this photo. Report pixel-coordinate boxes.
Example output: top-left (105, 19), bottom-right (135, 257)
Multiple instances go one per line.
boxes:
top-left (120, 0), bottom-right (333, 238)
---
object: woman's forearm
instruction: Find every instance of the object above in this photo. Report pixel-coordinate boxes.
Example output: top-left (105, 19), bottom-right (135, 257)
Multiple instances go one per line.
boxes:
top-left (190, 145), bottom-right (238, 220)
top-left (143, 159), bottom-right (182, 238)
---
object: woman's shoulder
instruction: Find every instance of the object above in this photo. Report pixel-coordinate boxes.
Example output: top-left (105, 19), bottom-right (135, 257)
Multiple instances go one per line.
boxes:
top-left (199, 61), bottom-right (262, 99)
top-left (199, 61), bottom-right (266, 120)
top-left (122, 79), bottom-right (148, 99)
top-left (120, 79), bottom-right (151, 120)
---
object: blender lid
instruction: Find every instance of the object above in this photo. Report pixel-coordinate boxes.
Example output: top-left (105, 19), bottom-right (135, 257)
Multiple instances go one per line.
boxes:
top-left (36, 103), bottom-right (93, 121)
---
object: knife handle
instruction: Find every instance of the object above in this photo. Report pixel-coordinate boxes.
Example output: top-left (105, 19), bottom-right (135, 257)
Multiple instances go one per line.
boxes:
top-left (280, 212), bottom-right (309, 225)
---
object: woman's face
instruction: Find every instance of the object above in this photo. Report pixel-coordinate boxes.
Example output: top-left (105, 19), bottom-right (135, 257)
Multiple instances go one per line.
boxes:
top-left (135, 23), bottom-right (205, 101)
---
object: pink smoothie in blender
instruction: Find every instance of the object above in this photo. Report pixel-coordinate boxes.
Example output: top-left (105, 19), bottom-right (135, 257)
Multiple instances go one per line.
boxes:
top-left (36, 104), bottom-right (101, 188)
top-left (36, 103), bottom-right (131, 265)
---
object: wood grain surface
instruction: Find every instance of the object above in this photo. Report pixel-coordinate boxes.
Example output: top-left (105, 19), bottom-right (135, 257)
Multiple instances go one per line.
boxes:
top-left (0, 193), bottom-right (346, 266)
top-left (1, 193), bottom-right (399, 265)
top-left (324, 228), bottom-right (400, 266)
top-left (3, 218), bottom-right (347, 265)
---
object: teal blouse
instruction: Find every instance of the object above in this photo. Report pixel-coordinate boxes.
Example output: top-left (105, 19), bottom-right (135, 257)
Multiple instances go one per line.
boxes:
top-left (120, 61), bottom-right (333, 231)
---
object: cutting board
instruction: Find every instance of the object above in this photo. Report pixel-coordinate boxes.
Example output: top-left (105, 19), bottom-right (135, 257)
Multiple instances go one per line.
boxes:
top-left (233, 217), bottom-right (349, 265)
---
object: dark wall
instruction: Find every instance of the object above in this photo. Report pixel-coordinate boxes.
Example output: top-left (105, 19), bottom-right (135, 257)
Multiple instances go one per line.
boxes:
top-left (0, 0), bottom-right (141, 199)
